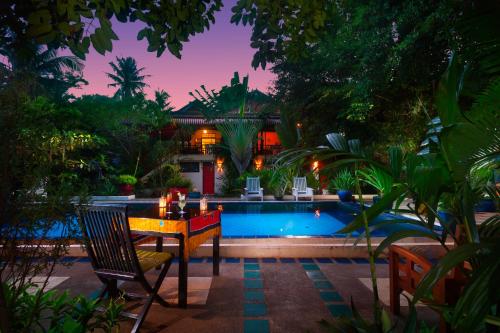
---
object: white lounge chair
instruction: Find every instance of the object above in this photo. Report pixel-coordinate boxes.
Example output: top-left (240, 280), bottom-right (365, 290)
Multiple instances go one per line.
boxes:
top-left (292, 177), bottom-right (314, 201)
top-left (244, 177), bottom-right (264, 201)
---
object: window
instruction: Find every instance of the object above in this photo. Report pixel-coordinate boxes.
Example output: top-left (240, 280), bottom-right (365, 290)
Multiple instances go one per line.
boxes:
top-left (180, 162), bottom-right (199, 173)
top-left (191, 129), bottom-right (221, 154)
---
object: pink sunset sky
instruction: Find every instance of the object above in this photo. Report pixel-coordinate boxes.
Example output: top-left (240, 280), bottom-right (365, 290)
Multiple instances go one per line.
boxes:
top-left (71, 0), bottom-right (275, 109)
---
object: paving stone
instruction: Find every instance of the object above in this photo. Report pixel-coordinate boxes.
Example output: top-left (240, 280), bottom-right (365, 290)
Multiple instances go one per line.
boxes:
top-left (352, 258), bottom-right (369, 264)
top-left (244, 258), bottom-right (259, 263)
top-left (298, 258), bottom-right (314, 263)
top-left (225, 257), bottom-right (240, 263)
top-left (279, 258), bottom-right (295, 263)
top-left (313, 280), bottom-right (334, 290)
top-left (375, 258), bottom-right (388, 264)
top-left (77, 257), bottom-right (91, 263)
top-left (244, 263), bottom-right (260, 271)
top-left (244, 279), bottom-right (264, 289)
top-left (244, 290), bottom-right (265, 302)
top-left (320, 291), bottom-right (343, 302)
top-left (262, 258), bottom-right (277, 263)
top-left (244, 319), bottom-right (270, 333)
top-left (305, 270), bottom-right (326, 280)
top-left (60, 257), bottom-right (78, 263)
top-left (244, 271), bottom-right (262, 279)
top-left (244, 303), bottom-right (267, 317)
top-left (334, 258), bottom-right (352, 264)
top-left (189, 257), bottom-right (204, 263)
top-left (316, 258), bottom-right (333, 263)
top-left (302, 264), bottom-right (320, 271)
top-left (327, 304), bottom-right (352, 317)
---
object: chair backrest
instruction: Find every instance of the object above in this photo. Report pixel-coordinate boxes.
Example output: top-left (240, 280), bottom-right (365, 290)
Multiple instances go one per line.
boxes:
top-left (77, 205), bottom-right (141, 277)
top-left (294, 177), bottom-right (307, 192)
top-left (246, 177), bottom-right (261, 193)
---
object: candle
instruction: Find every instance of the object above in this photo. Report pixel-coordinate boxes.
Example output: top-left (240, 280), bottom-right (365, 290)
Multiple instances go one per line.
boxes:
top-left (159, 194), bottom-right (167, 218)
top-left (200, 197), bottom-right (208, 213)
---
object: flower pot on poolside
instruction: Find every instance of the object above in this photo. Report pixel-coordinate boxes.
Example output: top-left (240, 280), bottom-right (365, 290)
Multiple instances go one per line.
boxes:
top-left (119, 184), bottom-right (134, 196)
top-left (474, 199), bottom-right (496, 212)
top-left (337, 190), bottom-right (353, 202)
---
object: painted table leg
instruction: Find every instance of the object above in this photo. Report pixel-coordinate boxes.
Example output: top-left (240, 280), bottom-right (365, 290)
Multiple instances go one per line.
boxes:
top-left (178, 235), bottom-right (188, 308)
top-left (155, 236), bottom-right (163, 270)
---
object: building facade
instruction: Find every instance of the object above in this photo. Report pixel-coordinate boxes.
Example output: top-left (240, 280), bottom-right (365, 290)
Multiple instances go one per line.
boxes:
top-left (165, 91), bottom-right (282, 195)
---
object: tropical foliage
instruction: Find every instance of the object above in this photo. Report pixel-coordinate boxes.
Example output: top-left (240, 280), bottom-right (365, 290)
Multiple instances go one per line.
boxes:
top-left (277, 53), bottom-right (500, 331)
top-left (357, 166), bottom-right (393, 197)
top-left (263, 1), bottom-right (484, 151)
top-left (330, 169), bottom-right (355, 192)
top-left (0, 0), bottom-right (223, 59)
top-left (106, 57), bottom-right (150, 99)
top-left (217, 120), bottom-right (260, 176)
top-left (2, 281), bottom-right (123, 332)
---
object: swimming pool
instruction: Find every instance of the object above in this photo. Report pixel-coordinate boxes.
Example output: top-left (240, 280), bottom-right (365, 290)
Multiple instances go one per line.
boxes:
top-left (38, 201), bottom-right (422, 239)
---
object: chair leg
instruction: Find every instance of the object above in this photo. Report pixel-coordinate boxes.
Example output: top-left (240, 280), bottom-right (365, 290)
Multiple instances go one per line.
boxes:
top-left (141, 262), bottom-right (171, 307)
top-left (131, 262), bottom-right (172, 333)
top-left (389, 251), bottom-right (401, 315)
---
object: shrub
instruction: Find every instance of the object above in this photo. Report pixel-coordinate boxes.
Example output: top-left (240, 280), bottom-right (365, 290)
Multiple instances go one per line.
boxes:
top-left (329, 169), bottom-right (355, 192)
top-left (117, 174), bottom-right (137, 185)
top-left (2, 281), bottom-right (123, 332)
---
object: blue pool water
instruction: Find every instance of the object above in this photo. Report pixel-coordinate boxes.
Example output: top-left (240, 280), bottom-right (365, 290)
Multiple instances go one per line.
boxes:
top-left (35, 201), bottom-right (425, 239)
top-left (222, 212), bottom-right (349, 237)
top-left (206, 202), bottom-right (407, 237)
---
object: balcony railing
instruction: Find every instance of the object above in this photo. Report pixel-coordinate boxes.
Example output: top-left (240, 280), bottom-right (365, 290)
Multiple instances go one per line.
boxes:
top-left (178, 144), bottom-right (221, 155)
top-left (254, 144), bottom-right (283, 156)
top-left (178, 144), bottom-right (283, 156)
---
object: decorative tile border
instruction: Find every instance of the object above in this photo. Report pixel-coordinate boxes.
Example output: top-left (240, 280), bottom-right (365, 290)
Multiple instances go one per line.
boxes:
top-left (243, 262), bottom-right (270, 333)
top-left (302, 263), bottom-right (352, 318)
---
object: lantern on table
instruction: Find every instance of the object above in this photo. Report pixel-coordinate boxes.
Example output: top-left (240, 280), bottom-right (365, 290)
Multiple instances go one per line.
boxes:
top-left (159, 194), bottom-right (167, 218)
top-left (200, 196), bottom-right (208, 213)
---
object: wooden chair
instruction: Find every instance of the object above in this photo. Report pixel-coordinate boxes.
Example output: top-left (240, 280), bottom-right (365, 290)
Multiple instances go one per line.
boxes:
top-left (389, 245), bottom-right (467, 333)
top-left (77, 205), bottom-right (173, 333)
top-left (244, 177), bottom-right (264, 201)
top-left (292, 177), bottom-right (314, 201)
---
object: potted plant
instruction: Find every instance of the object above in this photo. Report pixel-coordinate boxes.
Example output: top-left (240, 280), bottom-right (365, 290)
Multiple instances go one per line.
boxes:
top-left (330, 169), bottom-right (355, 202)
top-left (270, 168), bottom-right (289, 200)
top-left (357, 166), bottom-right (393, 206)
top-left (117, 174), bottom-right (137, 195)
top-left (167, 176), bottom-right (193, 200)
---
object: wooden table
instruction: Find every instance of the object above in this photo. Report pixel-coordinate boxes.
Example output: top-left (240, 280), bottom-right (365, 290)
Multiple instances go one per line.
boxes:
top-left (128, 205), bottom-right (221, 308)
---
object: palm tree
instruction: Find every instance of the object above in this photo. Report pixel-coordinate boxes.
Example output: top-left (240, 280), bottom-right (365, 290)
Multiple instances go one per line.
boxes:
top-left (217, 119), bottom-right (260, 175)
top-left (106, 57), bottom-right (150, 99)
top-left (0, 39), bottom-right (84, 97)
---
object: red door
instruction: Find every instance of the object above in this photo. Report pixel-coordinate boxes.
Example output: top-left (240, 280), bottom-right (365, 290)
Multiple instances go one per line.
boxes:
top-left (202, 162), bottom-right (215, 194)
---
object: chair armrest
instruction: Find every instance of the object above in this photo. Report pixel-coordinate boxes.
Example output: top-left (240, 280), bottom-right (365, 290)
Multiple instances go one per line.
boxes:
top-left (389, 245), bottom-right (433, 271)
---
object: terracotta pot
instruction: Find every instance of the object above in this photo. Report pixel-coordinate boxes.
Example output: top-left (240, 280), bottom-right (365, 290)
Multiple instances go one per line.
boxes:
top-left (119, 184), bottom-right (134, 196)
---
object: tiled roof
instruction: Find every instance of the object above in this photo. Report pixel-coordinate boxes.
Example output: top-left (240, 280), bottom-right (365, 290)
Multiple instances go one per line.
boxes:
top-left (172, 90), bottom-right (279, 120)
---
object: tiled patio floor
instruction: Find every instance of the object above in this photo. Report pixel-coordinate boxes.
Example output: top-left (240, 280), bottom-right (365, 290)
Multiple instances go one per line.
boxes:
top-left (49, 257), bottom-right (440, 332)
